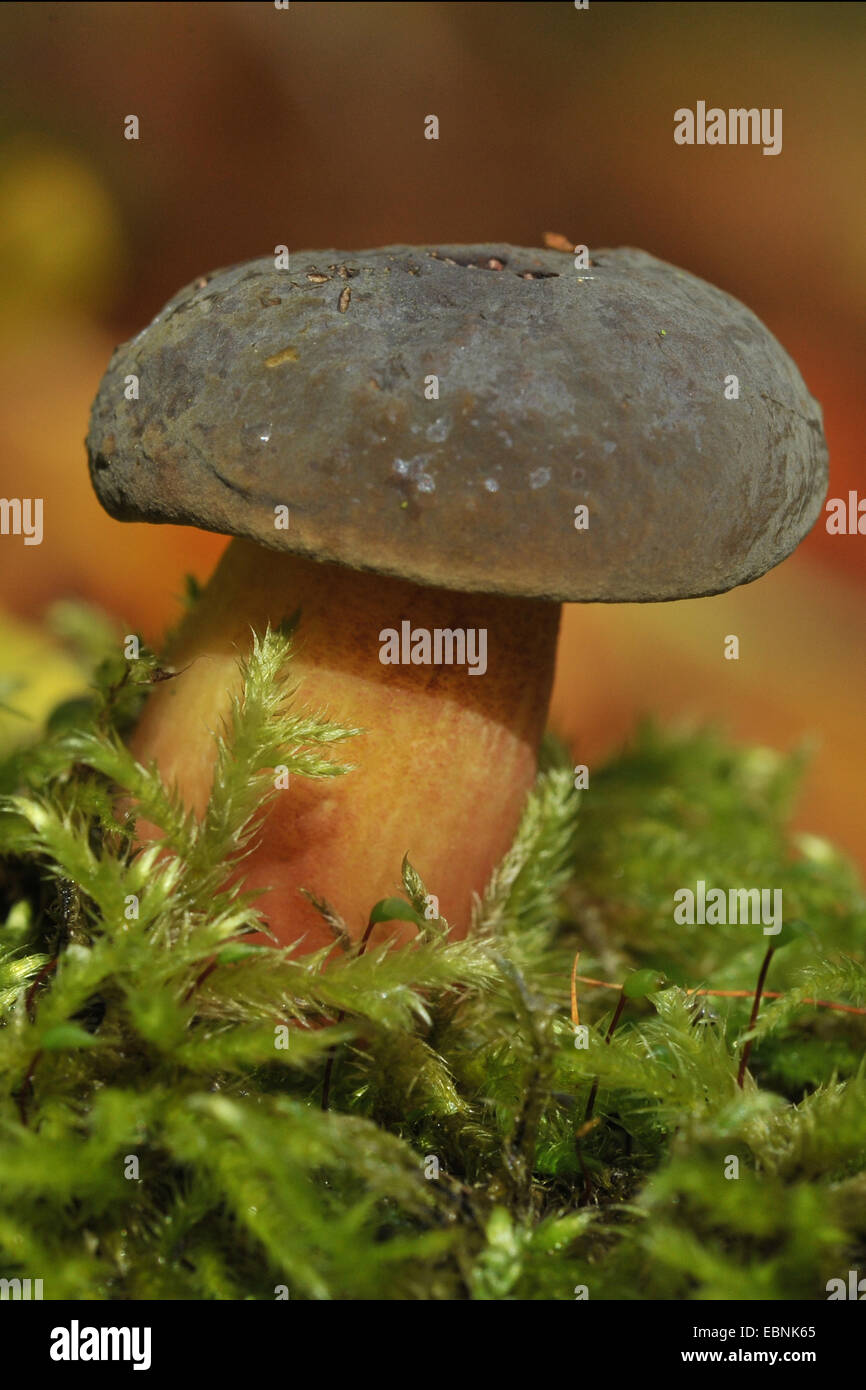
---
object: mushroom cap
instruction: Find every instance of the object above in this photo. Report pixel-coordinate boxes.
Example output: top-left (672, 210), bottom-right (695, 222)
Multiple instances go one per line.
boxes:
top-left (87, 245), bottom-right (828, 602)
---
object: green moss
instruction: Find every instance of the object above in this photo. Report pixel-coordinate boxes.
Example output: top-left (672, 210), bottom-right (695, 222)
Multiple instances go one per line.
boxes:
top-left (0, 604), bottom-right (864, 1300)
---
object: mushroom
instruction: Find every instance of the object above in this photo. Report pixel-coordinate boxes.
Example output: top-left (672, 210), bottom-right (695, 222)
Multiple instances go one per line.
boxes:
top-left (86, 245), bottom-right (828, 951)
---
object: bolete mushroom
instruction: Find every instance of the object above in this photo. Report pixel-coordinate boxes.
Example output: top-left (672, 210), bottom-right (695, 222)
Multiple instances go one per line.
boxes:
top-left (86, 245), bottom-right (828, 951)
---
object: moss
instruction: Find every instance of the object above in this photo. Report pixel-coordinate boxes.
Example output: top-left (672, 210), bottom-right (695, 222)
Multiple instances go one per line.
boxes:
top-left (0, 604), bottom-right (864, 1300)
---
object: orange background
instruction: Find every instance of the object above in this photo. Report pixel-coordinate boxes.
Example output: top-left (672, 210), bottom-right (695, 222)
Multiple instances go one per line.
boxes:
top-left (0, 2), bottom-right (864, 864)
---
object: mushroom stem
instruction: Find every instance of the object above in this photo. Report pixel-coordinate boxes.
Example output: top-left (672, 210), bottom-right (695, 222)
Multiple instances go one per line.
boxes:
top-left (130, 538), bottom-right (561, 951)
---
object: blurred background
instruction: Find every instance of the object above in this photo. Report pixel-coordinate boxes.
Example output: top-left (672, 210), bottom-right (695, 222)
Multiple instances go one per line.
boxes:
top-left (0, 2), bottom-right (864, 864)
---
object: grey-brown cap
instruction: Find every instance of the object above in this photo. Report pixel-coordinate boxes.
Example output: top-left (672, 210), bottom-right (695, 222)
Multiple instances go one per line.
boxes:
top-left (87, 245), bottom-right (828, 602)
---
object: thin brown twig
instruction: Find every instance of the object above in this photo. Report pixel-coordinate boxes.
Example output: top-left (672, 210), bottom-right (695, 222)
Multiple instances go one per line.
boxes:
top-left (572, 975), bottom-right (866, 1017)
top-left (570, 951), bottom-right (581, 1029)
top-left (737, 946), bottom-right (775, 1088)
top-left (182, 958), bottom-right (218, 1004)
top-left (25, 957), bottom-right (57, 1016)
